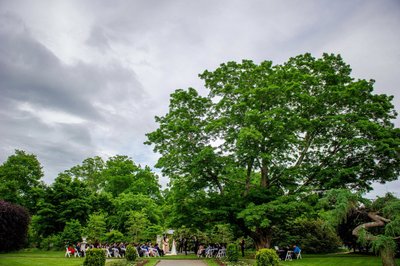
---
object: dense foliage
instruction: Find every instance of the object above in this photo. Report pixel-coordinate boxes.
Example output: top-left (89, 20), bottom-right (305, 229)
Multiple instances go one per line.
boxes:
top-left (0, 150), bottom-right (163, 250)
top-left (125, 245), bottom-right (138, 261)
top-left (83, 248), bottom-right (106, 266)
top-left (280, 218), bottom-right (341, 253)
top-left (0, 150), bottom-right (44, 213)
top-left (0, 201), bottom-right (30, 252)
top-left (255, 248), bottom-right (280, 266)
top-left (227, 243), bottom-right (239, 262)
top-left (321, 190), bottom-right (400, 266)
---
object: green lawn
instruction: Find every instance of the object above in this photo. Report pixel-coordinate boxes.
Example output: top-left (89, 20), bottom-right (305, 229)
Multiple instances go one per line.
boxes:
top-left (0, 250), bottom-right (84, 266)
top-left (238, 253), bottom-right (399, 266)
top-left (0, 250), bottom-right (399, 266)
top-left (279, 253), bottom-right (398, 266)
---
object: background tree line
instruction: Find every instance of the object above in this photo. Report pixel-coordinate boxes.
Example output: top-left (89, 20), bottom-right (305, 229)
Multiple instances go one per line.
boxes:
top-left (0, 151), bottom-right (164, 249)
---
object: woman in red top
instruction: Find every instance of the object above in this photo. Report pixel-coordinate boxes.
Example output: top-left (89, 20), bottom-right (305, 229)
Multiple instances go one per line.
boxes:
top-left (68, 246), bottom-right (75, 254)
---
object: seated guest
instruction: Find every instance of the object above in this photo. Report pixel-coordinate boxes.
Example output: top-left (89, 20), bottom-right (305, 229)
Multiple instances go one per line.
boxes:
top-left (293, 245), bottom-right (301, 257)
top-left (141, 243), bottom-right (150, 257)
top-left (75, 242), bottom-right (82, 256)
top-left (278, 246), bottom-right (289, 260)
top-left (137, 244), bottom-right (143, 257)
top-left (154, 243), bottom-right (164, 256)
top-left (119, 243), bottom-right (126, 257)
top-left (68, 245), bottom-right (75, 255)
top-left (197, 244), bottom-right (205, 257)
top-left (148, 243), bottom-right (155, 256)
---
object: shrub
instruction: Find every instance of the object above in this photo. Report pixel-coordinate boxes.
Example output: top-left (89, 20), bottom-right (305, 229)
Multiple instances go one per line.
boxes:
top-left (40, 234), bottom-right (63, 250)
top-left (255, 248), bottom-right (280, 266)
top-left (227, 243), bottom-right (239, 262)
top-left (274, 218), bottom-right (341, 253)
top-left (126, 245), bottom-right (138, 262)
top-left (0, 201), bottom-right (30, 252)
top-left (83, 248), bottom-right (106, 266)
top-left (293, 219), bottom-right (340, 253)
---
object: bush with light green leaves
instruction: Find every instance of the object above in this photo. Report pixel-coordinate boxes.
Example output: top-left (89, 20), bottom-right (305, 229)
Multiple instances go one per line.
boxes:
top-left (83, 248), bottom-right (106, 266)
top-left (125, 245), bottom-right (138, 262)
top-left (227, 243), bottom-right (239, 262)
top-left (255, 248), bottom-right (280, 266)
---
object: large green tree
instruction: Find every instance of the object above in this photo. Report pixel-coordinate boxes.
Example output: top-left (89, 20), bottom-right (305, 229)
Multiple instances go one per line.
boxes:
top-left (0, 150), bottom-right (45, 212)
top-left (85, 213), bottom-right (107, 244)
top-left (108, 192), bottom-right (162, 235)
top-left (146, 53), bottom-right (400, 248)
top-left (66, 156), bottom-right (105, 193)
top-left (67, 155), bottom-right (161, 199)
top-left (32, 173), bottom-right (92, 238)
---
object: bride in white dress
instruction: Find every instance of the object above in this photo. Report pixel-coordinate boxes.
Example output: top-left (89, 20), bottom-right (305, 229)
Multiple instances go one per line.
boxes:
top-left (170, 239), bottom-right (177, 255)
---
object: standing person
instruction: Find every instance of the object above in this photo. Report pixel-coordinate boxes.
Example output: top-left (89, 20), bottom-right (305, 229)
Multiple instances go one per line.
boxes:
top-left (170, 239), bottom-right (177, 255)
top-left (240, 239), bottom-right (245, 257)
top-left (194, 236), bottom-right (199, 255)
top-left (178, 237), bottom-right (183, 254)
top-left (183, 238), bottom-right (188, 255)
top-left (163, 236), bottom-right (169, 254)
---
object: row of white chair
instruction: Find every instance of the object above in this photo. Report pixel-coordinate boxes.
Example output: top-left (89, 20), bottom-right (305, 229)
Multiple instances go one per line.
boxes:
top-left (205, 248), bottom-right (226, 258)
top-left (106, 248), bottom-right (123, 258)
top-left (141, 248), bottom-right (160, 257)
top-left (284, 250), bottom-right (302, 261)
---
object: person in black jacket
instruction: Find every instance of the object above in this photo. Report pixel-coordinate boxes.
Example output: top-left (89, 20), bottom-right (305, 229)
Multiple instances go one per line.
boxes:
top-left (240, 239), bottom-right (245, 257)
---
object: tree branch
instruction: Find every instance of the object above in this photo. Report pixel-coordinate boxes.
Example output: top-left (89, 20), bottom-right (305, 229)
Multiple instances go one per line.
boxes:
top-left (294, 131), bottom-right (315, 168)
top-left (293, 140), bottom-right (343, 194)
top-left (245, 159), bottom-right (254, 195)
top-left (352, 212), bottom-right (391, 241)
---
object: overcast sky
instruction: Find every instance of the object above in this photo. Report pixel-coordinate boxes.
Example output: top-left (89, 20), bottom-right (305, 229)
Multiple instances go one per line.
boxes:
top-left (0, 0), bottom-right (399, 198)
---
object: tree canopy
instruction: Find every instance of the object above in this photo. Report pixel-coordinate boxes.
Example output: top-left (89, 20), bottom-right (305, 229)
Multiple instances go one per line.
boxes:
top-left (146, 53), bottom-right (400, 248)
top-left (0, 150), bottom-right (44, 212)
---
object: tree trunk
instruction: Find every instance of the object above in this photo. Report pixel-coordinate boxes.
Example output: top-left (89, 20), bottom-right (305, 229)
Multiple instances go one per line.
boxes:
top-left (210, 173), bottom-right (224, 195)
top-left (260, 160), bottom-right (268, 188)
top-left (251, 231), bottom-right (272, 250)
top-left (244, 160), bottom-right (253, 195)
top-left (380, 246), bottom-right (397, 266)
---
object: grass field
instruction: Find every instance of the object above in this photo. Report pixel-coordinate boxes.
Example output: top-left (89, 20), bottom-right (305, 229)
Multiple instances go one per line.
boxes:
top-left (0, 250), bottom-right (398, 266)
top-left (279, 253), bottom-right (393, 266)
top-left (0, 250), bottom-right (83, 266)
top-left (237, 253), bottom-right (398, 266)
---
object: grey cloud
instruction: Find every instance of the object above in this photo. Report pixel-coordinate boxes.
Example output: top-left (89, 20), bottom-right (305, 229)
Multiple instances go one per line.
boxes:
top-left (0, 12), bottom-right (145, 120)
top-left (0, 11), bottom-right (148, 181)
top-left (86, 26), bottom-right (111, 52)
top-left (0, 15), bottom-right (99, 120)
top-left (0, 112), bottom-right (93, 181)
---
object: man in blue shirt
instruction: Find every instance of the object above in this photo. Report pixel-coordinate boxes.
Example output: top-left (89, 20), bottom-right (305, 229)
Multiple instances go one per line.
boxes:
top-left (293, 245), bottom-right (301, 259)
